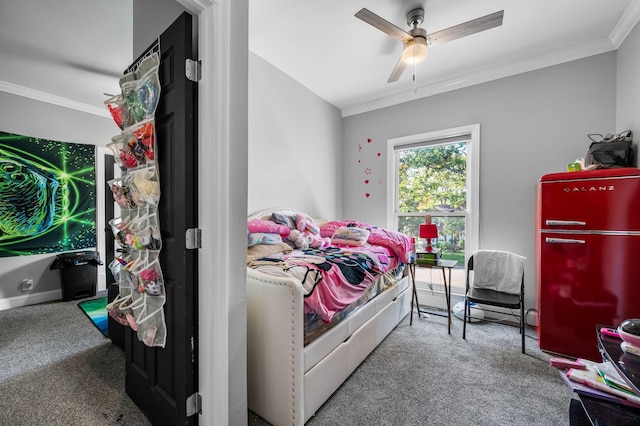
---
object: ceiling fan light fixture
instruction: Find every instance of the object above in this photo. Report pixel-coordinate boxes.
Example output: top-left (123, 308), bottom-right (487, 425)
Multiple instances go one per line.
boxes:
top-left (402, 37), bottom-right (427, 64)
top-left (355, 7), bottom-right (504, 83)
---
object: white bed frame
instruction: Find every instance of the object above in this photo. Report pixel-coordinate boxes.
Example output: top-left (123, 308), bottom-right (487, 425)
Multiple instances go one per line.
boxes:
top-left (246, 208), bottom-right (411, 425)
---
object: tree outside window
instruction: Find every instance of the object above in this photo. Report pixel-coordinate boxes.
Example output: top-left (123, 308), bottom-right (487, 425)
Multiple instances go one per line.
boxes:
top-left (396, 142), bottom-right (467, 265)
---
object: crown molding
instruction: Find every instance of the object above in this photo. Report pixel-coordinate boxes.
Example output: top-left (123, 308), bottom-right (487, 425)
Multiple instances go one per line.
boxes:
top-left (341, 38), bottom-right (617, 118)
top-left (342, 2), bottom-right (640, 118)
top-left (176, 0), bottom-right (214, 13)
top-left (610, 0), bottom-right (640, 48)
top-left (0, 80), bottom-right (109, 118)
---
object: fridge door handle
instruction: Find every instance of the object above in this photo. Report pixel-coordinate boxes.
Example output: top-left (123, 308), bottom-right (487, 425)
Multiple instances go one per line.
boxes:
top-left (545, 220), bottom-right (586, 226)
top-left (545, 237), bottom-right (586, 244)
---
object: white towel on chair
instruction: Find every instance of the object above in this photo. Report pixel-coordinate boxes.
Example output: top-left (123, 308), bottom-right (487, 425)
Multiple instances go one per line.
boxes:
top-left (472, 250), bottom-right (526, 295)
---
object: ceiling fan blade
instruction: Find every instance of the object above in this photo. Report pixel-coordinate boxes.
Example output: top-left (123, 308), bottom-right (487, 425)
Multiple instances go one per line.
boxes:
top-left (387, 57), bottom-right (408, 83)
top-left (427, 10), bottom-right (504, 47)
top-left (355, 8), bottom-right (413, 43)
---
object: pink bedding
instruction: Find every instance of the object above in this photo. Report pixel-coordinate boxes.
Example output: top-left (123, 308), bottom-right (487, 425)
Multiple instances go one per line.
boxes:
top-left (248, 244), bottom-right (400, 322)
top-left (320, 221), bottom-right (412, 264)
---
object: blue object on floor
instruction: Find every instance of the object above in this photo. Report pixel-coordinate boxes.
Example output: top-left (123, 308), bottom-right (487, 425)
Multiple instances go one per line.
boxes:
top-left (78, 297), bottom-right (108, 337)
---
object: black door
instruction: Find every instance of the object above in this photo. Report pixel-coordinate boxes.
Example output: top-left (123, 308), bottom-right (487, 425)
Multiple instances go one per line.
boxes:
top-left (124, 12), bottom-right (198, 426)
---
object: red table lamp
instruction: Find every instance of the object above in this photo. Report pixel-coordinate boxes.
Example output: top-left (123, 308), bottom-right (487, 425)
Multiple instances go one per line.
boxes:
top-left (419, 215), bottom-right (438, 252)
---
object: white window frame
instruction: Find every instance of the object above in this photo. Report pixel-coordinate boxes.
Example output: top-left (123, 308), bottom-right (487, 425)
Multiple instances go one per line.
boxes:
top-left (386, 124), bottom-right (480, 261)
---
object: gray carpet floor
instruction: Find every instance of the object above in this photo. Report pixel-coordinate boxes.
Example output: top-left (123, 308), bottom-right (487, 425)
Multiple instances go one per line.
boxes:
top-left (252, 312), bottom-right (574, 425)
top-left (0, 296), bottom-right (151, 426)
top-left (2, 297), bottom-right (573, 425)
top-left (312, 314), bottom-right (572, 425)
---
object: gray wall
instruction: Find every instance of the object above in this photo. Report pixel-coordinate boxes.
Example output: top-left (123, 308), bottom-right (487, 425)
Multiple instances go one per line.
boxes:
top-left (0, 0), bottom-right (190, 307)
top-left (617, 20), bottom-right (640, 141)
top-left (342, 52), bottom-right (618, 310)
top-left (248, 52), bottom-right (343, 219)
top-left (0, 92), bottom-right (118, 305)
top-left (133, 0), bottom-right (189, 59)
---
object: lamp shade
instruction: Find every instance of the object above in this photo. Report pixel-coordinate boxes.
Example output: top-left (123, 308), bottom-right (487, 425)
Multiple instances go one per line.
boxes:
top-left (419, 223), bottom-right (438, 239)
top-left (402, 37), bottom-right (427, 64)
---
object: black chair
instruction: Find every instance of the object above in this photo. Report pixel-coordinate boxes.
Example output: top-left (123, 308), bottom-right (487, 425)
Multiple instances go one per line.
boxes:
top-left (462, 251), bottom-right (526, 354)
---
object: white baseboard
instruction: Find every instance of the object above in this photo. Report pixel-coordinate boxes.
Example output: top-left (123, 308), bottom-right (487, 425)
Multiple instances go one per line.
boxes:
top-left (0, 289), bottom-right (62, 311)
top-left (416, 287), bottom-right (453, 311)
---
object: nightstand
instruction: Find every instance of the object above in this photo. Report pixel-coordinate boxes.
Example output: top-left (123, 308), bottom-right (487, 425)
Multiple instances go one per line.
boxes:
top-left (408, 259), bottom-right (457, 334)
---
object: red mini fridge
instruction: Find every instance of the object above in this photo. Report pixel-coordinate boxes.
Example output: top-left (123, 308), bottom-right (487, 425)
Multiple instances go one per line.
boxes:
top-left (536, 168), bottom-right (640, 361)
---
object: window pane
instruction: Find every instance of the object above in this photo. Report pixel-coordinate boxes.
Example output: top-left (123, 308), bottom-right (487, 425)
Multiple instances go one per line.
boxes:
top-left (397, 142), bottom-right (467, 213)
top-left (399, 214), bottom-right (467, 292)
top-left (397, 215), bottom-right (465, 256)
top-left (389, 126), bottom-right (479, 296)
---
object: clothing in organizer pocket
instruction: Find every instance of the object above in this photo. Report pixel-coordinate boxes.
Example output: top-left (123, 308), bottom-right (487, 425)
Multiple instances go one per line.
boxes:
top-left (130, 166), bottom-right (160, 206)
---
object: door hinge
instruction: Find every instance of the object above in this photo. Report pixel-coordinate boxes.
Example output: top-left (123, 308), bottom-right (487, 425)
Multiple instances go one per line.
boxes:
top-left (186, 392), bottom-right (202, 417)
top-left (185, 59), bottom-right (201, 82)
top-left (186, 228), bottom-right (202, 249)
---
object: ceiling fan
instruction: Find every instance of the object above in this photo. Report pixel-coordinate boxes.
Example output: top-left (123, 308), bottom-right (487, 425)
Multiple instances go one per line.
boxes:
top-left (355, 7), bottom-right (504, 83)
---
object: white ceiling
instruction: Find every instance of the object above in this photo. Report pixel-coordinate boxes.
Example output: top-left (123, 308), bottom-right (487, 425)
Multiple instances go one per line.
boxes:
top-left (249, 0), bottom-right (640, 116)
top-left (0, 1), bottom-right (638, 118)
top-left (0, 0), bottom-right (132, 116)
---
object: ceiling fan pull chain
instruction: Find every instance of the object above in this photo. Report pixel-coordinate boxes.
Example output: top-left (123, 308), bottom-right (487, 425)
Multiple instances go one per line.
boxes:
top-left (413, 62), bottom-right (417, 94)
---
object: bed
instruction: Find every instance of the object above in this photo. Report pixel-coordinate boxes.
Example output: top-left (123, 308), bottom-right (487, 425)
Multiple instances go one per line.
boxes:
top-left (246, 208), bottom-right (412, 425)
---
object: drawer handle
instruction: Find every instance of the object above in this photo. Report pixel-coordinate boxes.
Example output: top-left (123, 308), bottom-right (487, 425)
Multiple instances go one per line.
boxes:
top-left (546, 220), bottom-right (586, 226)
top-left (546, 237), bottom-right (585, 244)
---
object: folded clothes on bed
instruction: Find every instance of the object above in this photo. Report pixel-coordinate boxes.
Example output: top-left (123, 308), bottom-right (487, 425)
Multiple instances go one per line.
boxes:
top-left (247, 232), bottom-right (282, 247)
top-left (320, 220), bottom-right (412, 263)
top-left (331, 226), bottom-right (370, 246)
top-left (247, 242), bottom-right (292, 262)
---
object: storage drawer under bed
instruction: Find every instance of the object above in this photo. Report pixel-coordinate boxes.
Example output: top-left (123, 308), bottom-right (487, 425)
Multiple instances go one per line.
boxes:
top-left (303, 284), bottom-right (411, 420)
top-left (303, 276), bottom-right (409, 372)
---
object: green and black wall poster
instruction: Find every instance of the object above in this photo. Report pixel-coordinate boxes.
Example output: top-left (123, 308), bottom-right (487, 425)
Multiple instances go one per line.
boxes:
top-left (0, 131), bottom-right (96, 257)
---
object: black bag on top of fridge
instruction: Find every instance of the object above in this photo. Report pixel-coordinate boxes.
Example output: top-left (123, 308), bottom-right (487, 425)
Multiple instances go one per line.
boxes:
top-left (585, 130), bottom-right (633, 169)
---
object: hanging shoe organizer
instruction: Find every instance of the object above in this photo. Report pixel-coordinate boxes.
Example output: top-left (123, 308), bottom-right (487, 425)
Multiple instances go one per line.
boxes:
top-left (105, 46), bottom-right (166, 348)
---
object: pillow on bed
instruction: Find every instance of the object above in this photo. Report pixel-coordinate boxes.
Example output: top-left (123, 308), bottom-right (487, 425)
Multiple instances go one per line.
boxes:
top-left (320, 220), bottom-right (370, 238)
top-left (247, 219), bottom-right (290, 237)
top-left (247, 232), bottom-right (283, 247)
top-left (247, 241), bottom-right (292, 263)
top-left (331, 226), bottom-right (370, 246)
top-left (271, 212), bottom-right (297, 230)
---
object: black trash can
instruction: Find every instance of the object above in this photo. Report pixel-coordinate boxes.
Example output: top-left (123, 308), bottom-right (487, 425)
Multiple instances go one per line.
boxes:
top-left (50, 251), bottom-right (103, 301)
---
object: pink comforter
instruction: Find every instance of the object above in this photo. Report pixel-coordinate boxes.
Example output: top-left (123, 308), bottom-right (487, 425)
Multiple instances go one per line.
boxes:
top-left (249, 244), bottom-right (398, 322)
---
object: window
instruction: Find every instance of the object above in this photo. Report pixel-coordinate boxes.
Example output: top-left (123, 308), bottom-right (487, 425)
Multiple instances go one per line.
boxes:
top-left (386, 124), bottom-right (479, 294)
